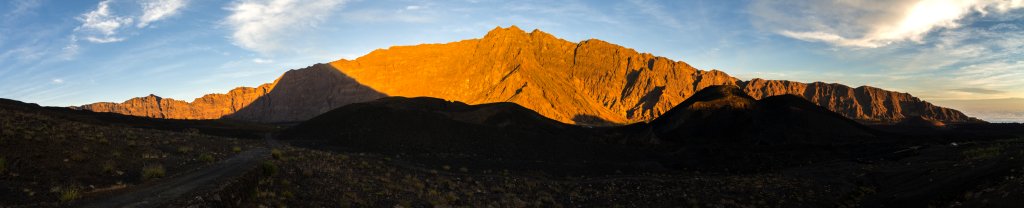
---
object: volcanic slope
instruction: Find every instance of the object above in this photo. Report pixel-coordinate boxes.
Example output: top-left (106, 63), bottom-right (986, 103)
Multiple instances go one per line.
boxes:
top-left (650, 85), bottom-right (878, 145)
top-left (278, 96), bottom-right (660, 173)
top-left (81, 26), bottom-right (977, 124)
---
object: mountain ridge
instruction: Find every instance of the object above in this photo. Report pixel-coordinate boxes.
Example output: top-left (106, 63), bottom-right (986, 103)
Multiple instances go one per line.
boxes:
top-left (79, 26), bottom-right (980, 124)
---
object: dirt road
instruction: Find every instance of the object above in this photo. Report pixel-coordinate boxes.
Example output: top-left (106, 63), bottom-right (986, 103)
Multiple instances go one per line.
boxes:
top-left (79, 134), bottom-right (277, 208)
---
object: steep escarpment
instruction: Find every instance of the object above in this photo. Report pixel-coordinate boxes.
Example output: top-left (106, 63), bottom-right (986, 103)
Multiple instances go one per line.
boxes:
top-left (329, 26), bottom-right (738, 124)
top-left (740, 79), bottom-right (980, 123)
top-left (79, 84), bottom-right (273, 120)
top-left (80, 64), bottom-right (385, 123)
top-left (80, 26), bottom-right (977, 124)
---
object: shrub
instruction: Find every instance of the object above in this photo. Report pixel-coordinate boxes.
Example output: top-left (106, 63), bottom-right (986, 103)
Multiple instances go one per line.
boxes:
top-left (0, 157), bottom-right (6, 173)
top-left (177, 146), bottom-right (193, 153)
top-left (261, 161), bottom-right (278, 176)
top-left (271, 149), bottom-right (283, 160)
top-left (232, 146), bottom-right (242, 153)
top-left (142, 164), bottom-right (166, 180)
top-left (199, 154), bottom-right (215, 163)
top-left (69, 153), bottom-right (88, 162)
top-left (102, 161), bottom-right (116, 174)
top-left (58, 186), bottom-right (81, 202)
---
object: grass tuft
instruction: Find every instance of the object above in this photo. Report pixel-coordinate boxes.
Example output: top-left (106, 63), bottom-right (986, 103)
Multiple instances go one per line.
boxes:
top-left (232, 146), bottom-right (242, 153)
top-left (177, 146), bottom-right (193, 153)
top-left (199, 154), bottom-right (215, 163)
top-left (141, 164), bottom-right (166, 181)
top-left (58, 186), bottom-right (81, 202)
top-left (102, 160), bottom-right (116, 174)
top-left (261, 161), bottom-right (278, 176)
top-left (271, 149), bottom-right (283, 160)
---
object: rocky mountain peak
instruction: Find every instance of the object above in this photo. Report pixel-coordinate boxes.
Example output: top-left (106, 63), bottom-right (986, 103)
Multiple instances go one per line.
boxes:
top-left (80, 27), bottom-right (981, 125)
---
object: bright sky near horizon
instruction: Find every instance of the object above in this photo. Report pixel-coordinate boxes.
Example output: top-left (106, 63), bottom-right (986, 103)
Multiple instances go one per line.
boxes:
top-left (0, 0), bottom-right (1022, 122)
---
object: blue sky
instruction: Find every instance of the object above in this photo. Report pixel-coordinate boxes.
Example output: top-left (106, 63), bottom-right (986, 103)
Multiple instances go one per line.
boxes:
top-left (1, 0), bottom-right (1022, 122)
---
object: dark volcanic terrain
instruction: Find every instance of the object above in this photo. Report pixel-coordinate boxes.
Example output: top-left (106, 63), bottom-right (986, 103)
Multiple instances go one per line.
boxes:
top-left (3, 26), bottom-right (1020, 207)
top-left (2, 85), bottom-right (1024, 207)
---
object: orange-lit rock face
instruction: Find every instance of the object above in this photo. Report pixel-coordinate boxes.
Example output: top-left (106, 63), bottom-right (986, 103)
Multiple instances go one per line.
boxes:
top-left (80, 84), bottom-right (273, 120)
top-left (740, 79), bottom-right (977, 122)
top-left (80, 64), bottom-right (386, 123)
top-left (80, 26), bottom-right (978, 124)
top-left (330, 26), bottom-right (739, 124)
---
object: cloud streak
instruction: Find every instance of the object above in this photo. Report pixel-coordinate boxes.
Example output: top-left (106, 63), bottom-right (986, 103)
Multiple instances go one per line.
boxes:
top-left (754, 0), bottom-right (1024, 48)
top-left (138, 0), bottom-right (188, 28)
top-left (224, 0), bottom-right (347, 54)
top-left (953, 87), bottom-right (1006, 94)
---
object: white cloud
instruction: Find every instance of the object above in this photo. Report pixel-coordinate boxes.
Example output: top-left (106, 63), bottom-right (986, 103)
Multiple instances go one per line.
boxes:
top-left (137, 0), bottom-right (188, 28)
top-left (75, 0), bottom-right (133, 43)
top-left (224, 0), bottom-right (347, 54)
top-left (85, 36), bottom-right (125, 43)
top-left (251, 58), bottom-right (273, 63)
top-left (405, 5), bottom-right (422, 11)
top-left (51, 78), bottom-right (64, 84)
top-left (753, 0), bottom-right (1024, 48)
top-left (68, 0), bottom-right (189, 50)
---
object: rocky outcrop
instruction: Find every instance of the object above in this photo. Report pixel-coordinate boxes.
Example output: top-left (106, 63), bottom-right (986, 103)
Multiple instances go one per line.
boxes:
top-left (79, 84), bottom-right (273, 120)
top-left (740, 79), bottom-right (980, 123)
top-left (79, 26), bottom-right (979, 124)
top-left (80, 64), bottom-right (385, 123)
top-left (328, 26), bottom-right (739, 124)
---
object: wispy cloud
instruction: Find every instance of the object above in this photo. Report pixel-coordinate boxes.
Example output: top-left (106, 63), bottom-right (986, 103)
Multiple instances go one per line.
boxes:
top-left (627, 0), bottom-right (685, 30)
top-left (66, 0), bottom-right (190, 58)
top-left (51, 78), bottom-right (64, 84)
top-left (752, 0), bottom-right (1024, 48)
top-left (3, 0), bottom-right (42, 20)
top-left (341, 3), bottom-right (439, 24)
top-left (224, 0), bottom-right (348, 54)
top-left (251, 58), bottom-right (273, 64)
top-left (137, 0), bottom-right (188, 28)
top-left (953, 87), bottom-right (1006, 94)
top-left (75, 0), bottom-right (133, 43)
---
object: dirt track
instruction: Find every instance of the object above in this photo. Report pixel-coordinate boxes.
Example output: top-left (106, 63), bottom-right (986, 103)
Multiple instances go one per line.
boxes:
top-left (78, 135), bottom-right (277, 208)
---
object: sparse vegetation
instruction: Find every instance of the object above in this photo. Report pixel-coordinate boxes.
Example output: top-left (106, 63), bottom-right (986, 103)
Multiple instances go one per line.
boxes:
top-left (271, 148), bottom-right (283, 160)
top-left (199, 154), bottom-right (215, 163)
top-left (102, 160), bottom-right (116, 174)
top-left (261, 161), bottom-right (278, 176)
top-left (0, 99), bottom-right (264, 206)
top-left (177, 146), bottom-right (193, 153)
top-left (142, 164), bottom-right (167, 180)
top-left (233, 146), bottom-right (243, 153)
top-left (964, 146), bottom-right (1004, 159)
top-left (57, 186), bottom-right (81, 202)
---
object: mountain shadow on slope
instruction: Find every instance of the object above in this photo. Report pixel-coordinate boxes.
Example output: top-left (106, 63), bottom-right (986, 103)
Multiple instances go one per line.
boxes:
top-left (278, 97), bottom-right (664, 174)
top-left (650, 85), bottom-right (879, 145)
top-left (226, 63), bottom-right (387, 123)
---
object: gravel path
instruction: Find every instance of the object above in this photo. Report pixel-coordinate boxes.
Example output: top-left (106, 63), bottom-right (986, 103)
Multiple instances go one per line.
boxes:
top-left (78, 134), bottom-right (277, 208)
